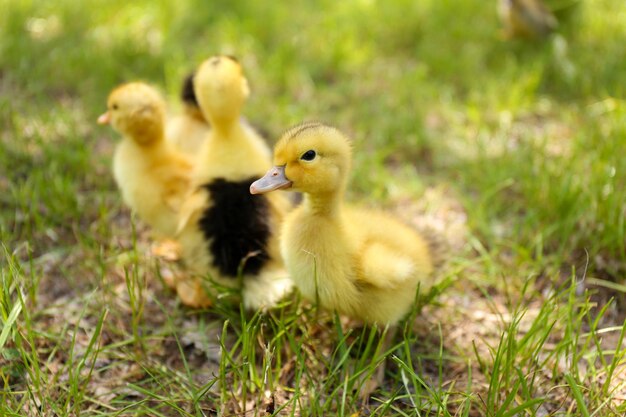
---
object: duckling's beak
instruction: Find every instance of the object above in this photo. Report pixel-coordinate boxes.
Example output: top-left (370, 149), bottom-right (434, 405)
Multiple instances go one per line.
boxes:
top-left (97, 111), bottom-right (110, 125)
top-left (250, 166), bottom-right (292, 194)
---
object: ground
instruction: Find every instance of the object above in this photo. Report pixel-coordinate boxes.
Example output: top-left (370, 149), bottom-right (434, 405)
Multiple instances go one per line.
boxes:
top-left (1, 0), bottom-right (626, 415)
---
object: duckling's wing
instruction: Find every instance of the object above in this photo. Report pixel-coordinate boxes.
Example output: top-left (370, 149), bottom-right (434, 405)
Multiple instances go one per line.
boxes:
top-left (176, 188), bottom-right (208, 234)
top-left (162, 174), bottom-right (192, 212)
top-left (358, 242), bottom-right (417, 290)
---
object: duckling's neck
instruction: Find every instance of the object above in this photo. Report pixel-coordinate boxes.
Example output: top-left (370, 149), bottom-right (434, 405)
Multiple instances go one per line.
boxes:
top-left (303, 191), bottom-right (343, 218)
top-left (126, 134), bottom-right (170, 157)
top-left (206, 114), bottom-right (240, 136)
top-left (127, 122), bottom-right (165, 147)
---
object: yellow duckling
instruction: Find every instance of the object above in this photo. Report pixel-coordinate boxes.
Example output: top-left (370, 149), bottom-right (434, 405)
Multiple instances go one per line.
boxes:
top-left (251, 122), bottom-right (435, 325)
top-left (498, 0), bottom-right (558, 39)
top-left (175, 55), bottom-right (291, 308)
top-left (98, 82), bottom-right (193, 238)
top-left (165, 72), bottom-right (211, 159)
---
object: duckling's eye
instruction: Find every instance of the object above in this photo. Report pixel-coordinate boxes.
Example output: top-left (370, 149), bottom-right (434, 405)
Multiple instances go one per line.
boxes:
top-left (111, 103), bottom-right (119, 110)
top-left (300, 150), bottom-right (316, 161)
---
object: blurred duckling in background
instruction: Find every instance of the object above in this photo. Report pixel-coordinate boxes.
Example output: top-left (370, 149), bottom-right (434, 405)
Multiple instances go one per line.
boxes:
top-left (98, 82), bottom-right (193, 239)
top-left (498, 0), bottom-right (557, 39)
top-left (175, 55), bottom-right (291, 308)
top-left (251, 122), bottom-right (435, 325)
top-left (166, 72), bottom-right (211, 159)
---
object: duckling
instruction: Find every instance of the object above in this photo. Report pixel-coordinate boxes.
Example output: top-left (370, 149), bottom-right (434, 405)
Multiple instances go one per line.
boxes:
top-left (498, 0), bottom-right (558, 39)
top-left (98, 82), bottom-right (193, 238)
top-left (175, 55), bottom-right (291, 308)
top-left (250, 122), bottom-right (435, 325)
top-left (165, 72), bottom-right (267, 158)
top-left (165, 72), bottom-right (211, 159)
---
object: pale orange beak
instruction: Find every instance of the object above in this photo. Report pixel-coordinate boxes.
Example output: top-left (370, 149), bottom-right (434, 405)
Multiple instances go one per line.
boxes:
top-left (97, 111), bottom-right (110, 125)
top-left (250, 166), bottom-right (292, 194)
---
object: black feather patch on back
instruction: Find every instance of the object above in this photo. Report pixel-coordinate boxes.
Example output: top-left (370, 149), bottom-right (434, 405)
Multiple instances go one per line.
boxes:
top-left (198, 177), bottom-right (271, 278)
top-left (181, 72), bottom-right (199, 108)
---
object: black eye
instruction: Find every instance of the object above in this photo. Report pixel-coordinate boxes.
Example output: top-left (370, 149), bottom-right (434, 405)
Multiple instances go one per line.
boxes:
top-left (111, 103), bottom-right (119, 110)
top-left (300, 150), bottom-right (316, 161)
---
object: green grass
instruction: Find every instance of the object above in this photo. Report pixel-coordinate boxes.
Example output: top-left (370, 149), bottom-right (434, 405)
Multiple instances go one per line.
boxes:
top-left (1, 0), bottom-right (626, 415)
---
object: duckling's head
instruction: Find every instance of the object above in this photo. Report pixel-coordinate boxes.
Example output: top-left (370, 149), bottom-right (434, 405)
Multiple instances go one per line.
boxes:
top-left (181, 72), bottom-right (199, 108)
top-left (251, 122), bottom-right (352, 196)
top-left (193, 55), bottom-right (250, 124)
top-left (98, 82), bottom-right (166, 145)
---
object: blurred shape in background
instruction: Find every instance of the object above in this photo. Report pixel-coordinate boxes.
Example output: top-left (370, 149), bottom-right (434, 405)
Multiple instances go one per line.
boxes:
top-left (498, 0), bottom-right (558, 39)
top-left (166, 72), bottom-right (212, 159)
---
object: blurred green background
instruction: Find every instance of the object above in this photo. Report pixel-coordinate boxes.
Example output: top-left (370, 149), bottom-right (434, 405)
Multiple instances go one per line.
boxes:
top-left (2, 0), bottom-right (624, 276)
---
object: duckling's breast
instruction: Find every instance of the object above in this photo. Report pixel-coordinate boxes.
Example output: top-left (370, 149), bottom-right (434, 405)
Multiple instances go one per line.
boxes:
top-left (198, 177), bottom-right (272, 277)
top-left (281, 211), bottom-right (361, 310)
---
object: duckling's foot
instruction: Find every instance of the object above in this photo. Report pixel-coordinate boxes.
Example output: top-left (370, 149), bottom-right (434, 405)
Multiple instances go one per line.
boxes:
top-left (356, 326), bottom-right (396, 402)
top-left (176, 278), bottom-right (212, 308)
top-left (151, 239), bottom-right (181, 261)
top-left (358, 363), bottom-right (386, 402)
top-left (160, 266), bottom-right (178, 289)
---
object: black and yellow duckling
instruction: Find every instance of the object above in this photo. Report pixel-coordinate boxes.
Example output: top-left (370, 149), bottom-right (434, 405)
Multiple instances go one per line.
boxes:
top-left (175, 55), bottom-right (292, 309)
